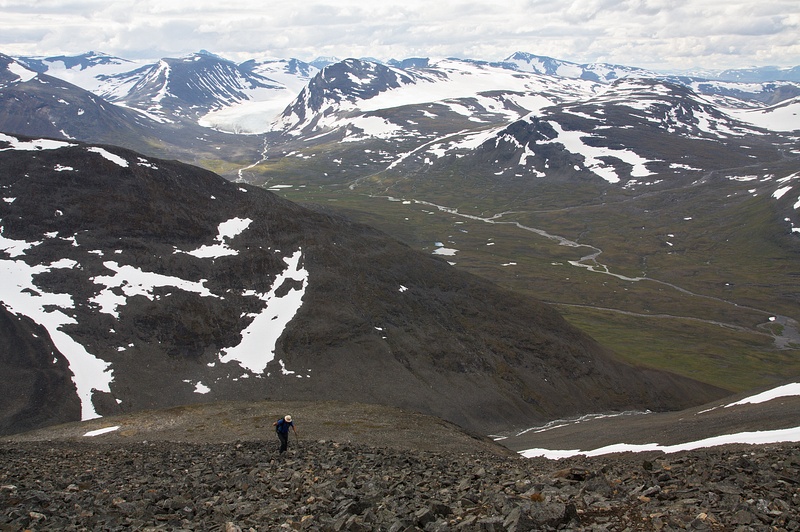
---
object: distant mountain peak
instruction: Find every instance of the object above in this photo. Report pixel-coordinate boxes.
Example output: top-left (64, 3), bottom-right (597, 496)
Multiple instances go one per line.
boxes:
top-left (269, 57), bottom-right (419, 134)
top-left (310, 56), bottom-right (341, 70)
top-left (504, 51), bottom-right (654, 82)
top-left (196, 49), bottom-right (227, 60)
top-left (388, 57), bottom-right (430, 69)
top-left (114, 51), bottom-right (284, 117)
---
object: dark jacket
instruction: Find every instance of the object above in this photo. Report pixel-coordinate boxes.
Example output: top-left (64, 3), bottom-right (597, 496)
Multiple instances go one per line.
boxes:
top-left (275, 419), bottom-right (293, 435)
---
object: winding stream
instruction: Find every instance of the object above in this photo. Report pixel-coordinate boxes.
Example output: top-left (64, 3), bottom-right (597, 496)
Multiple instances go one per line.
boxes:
top-left (406, 198), bottom-right (800, 349)
top-left (230, 148), bottom-right (799, 349)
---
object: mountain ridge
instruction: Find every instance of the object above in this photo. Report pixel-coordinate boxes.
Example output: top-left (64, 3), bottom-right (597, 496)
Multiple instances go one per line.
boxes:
top-left (9, 50), bottom-right (799, 138)
top-left (16, 49), bottom-right (800, 83)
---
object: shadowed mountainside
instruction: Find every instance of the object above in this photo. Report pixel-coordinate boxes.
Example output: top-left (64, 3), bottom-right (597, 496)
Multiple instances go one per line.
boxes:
top-left (0, 134), bottom-right (727, 436)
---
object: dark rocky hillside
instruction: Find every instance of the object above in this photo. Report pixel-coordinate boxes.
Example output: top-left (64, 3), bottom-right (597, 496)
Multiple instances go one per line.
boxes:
top-left (0, 134), bottom-right (727, 436)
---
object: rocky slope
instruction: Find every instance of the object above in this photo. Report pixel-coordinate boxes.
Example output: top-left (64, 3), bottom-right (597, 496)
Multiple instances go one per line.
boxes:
top-left (5, 394), bottom-right (798, 530)
top-left (1, 437), bottom-right (797, 531)
top-left (6, 400), bottom-right (509, 456)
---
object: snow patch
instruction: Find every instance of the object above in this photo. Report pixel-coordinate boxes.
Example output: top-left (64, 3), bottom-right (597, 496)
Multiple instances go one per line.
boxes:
top-left (87, 147), bottom-right (129, 167)
top-left (774, 186), bottom-right (792, 200)
top-left (218, 249), bottom-right (308, 374)
top-left (90, 261), bottom-right (217, 318)
top-left (432, 241), bottom-right (458, 256)
top-left (0, 133), bottom-right (74, 151)
top-left (0, 236), bottom-right (112, 420)
top-left (187, 381), bottom-right (211, 394)
top-left (521, 426), bottom-right (800, 459)
top-left (6, 61), bottom-right (36, 83)
top-left (83, 426), bottom-right (120, 437)
top-left (185, 217), bottom-right (252, 259)
top-left (724, 382), bottom-right (800, 409)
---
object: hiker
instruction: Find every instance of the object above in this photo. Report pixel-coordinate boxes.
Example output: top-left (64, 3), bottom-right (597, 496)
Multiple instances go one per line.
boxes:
top-left (273, 414), bottom-right (297, 453)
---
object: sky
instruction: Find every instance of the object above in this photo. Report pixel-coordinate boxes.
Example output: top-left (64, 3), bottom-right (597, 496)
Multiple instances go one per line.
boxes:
top-left (0, 0), bottom-right (798, 71)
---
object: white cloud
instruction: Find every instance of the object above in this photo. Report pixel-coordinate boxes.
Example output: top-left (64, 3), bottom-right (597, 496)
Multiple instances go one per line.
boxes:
top-left (0, 0), bottom-right (798, 70)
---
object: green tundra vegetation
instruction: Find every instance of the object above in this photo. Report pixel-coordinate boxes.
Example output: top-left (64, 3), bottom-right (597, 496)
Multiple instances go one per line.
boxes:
top-left (231, 141), bottom-right (800, 394)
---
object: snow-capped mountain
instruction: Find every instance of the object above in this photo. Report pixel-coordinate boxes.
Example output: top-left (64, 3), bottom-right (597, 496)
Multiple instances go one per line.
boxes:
top-left (256, 56), bottom-right (799, 146)
top-left (9, 50), bottom-right (798, 139)
top-left (424, 78), bottom-right (773, 185)
top-left (0, 133), bottom-right (725, 435)
top-left (113, 51), bottom-right (287, 120)
top-left (504, 51), bottom-right (655, 82)
top-left (0, 53), bottom-right (160, 149)
top-left (309, 56), bottom-right (342, 70)
top-left (0, 53), bottom-right (265, 166)
top-left (252, 58), bottom-right (794, 192)
top-left (268, 57), bottom-right (602, 138)
top-left (270, 58), bottom-right (421, 135)
top-left (3, 49), bottom-right (797, 208)
top-left (12, 51), bottom-right (312, 125)
top-left (15, 51), bottom-right (144, 96)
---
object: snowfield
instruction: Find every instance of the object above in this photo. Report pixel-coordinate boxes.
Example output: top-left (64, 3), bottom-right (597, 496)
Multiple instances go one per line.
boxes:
top-left (730, 97), bottom-right (800, 132)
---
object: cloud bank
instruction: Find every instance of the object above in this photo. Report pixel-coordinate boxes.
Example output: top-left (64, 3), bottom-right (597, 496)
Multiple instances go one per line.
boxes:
top-left (1, 0), bottom-right (798, 70)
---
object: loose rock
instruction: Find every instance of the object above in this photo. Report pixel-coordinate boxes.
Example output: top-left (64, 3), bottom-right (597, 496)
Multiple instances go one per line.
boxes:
top-left (0, 441), bottom-right (798, 530)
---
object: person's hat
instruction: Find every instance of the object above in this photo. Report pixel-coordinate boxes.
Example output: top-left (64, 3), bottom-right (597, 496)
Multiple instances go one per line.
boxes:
top-left (284, 415), bottom-right (292, 422)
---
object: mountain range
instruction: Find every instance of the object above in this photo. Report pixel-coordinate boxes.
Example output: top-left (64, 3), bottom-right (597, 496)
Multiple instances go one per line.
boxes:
top-left (1, 48), bottom-right (798, 438)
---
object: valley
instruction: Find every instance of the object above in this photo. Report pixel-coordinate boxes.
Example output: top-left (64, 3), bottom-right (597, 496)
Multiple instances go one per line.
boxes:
top-left (247, 139), bottom-right (800, 393)
top-left (1, 49), bottom-right (799, 436)
top-left (189, 56), bottom-right (799, 394)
